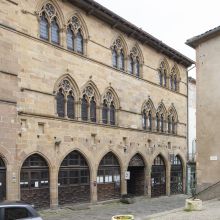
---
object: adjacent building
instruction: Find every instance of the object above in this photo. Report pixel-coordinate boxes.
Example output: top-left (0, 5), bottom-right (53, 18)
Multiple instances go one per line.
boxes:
top-left (0, 0), bottom-right (193, 208)
top-left (187, 26), bottom-right (220, 192)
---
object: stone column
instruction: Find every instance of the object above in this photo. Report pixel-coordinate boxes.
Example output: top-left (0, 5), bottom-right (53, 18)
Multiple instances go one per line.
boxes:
top-left (166, 163), bottom-right (171, 196)
top-left (8, 165), bottom-right (19, 201)
top-left (50, 167), bottom-right (58, 208)
top-left (91, 166), bottom-right (98, 203)
top-left (121, 169), bottom-right (127, 195)
top-left (146, 166), bottom-right (151, 197)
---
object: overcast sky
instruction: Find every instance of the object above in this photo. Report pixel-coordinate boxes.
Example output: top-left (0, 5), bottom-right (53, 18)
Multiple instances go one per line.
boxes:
top-left (95, 0), bottom-right (220, 78)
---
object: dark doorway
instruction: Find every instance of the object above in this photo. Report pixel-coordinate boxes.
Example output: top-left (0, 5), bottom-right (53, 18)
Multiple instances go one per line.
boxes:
top-left (127, 154), bottom-right (145, 196)
top-left (151, 155), bottom-right (166, 197)
top-left (0, 157), bottom-right (6, 201)
top-left (97, 152), bottom-right (121, 201)
top-left (170, 155), bottom-right (183, 194)
top-left (20, 154), bottom-right (50, 208)
top-left (58, 151), bottom-right (90, 205)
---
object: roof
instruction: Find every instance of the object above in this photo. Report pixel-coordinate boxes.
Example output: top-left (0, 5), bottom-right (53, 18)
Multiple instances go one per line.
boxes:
top-left (68, 0), bottom-right (194, 67)
top-left (186, 25), bottom-right (220, 49)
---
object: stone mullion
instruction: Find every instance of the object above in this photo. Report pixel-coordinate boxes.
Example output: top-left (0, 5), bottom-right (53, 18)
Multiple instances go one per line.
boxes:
top-left (64, 95), bottom-right (67, 118)
top-left (78, 99), bottom-right (82, 121)
top-left (75, 100), bottom-right (80, 120)
top-left (60, 27), bottom-right (66, 48)
top-left (96, 105), bottom-right (101, 124)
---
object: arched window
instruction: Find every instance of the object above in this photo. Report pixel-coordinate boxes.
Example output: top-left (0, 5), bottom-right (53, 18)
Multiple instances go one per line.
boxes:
top-left (156, 113), bottom-right (160, 131)
top-left (76, 30), bottom-right (83, 54)
top-left (51, 18), bottom-right (59, 45)
top-left (136, 58), bottom-right (140, 77)
top-left (67, 26), bottom-right (74, 50)
top-left (148, 111), bottom-right (152, 131)
top-left (168, 115), bottom-right (171, 133)
top-left (67, 92), bottom-right (74, 119)
top-left (90, 97), bottom-right (96, 122)
top-left (170, 75), bottom-right (173, 90)
top-left (110, 102), bottom-right (115, 125)
top-left (102, 100), bottom-right (108, 124)
top-left (172, 116), bottom-right (175, 134)
top-left (81, 95), bottom-right (88, 121)
top-left (174, 75), bottom-right (177, 91)
top-left (143, 110), bottom-right (147, 130)
top-left (159, 70), bottom-right (163, 86)
top-left (40, 12), bottom-right (49, 40)
top-left (164, 70), bottom-right (167, 87)
top-left (112, 47), bottom-right (117, 68)
top-left (56, 89), bottom-right (65, 117)
top-left (161, 114), bottom-right (164, 132)
top-left (118, 49), bottom-right (124, 70)
top-left (128, 56), bottom-right (134, 74)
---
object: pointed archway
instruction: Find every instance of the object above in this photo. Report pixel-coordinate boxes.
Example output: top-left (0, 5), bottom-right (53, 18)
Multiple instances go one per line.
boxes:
top-left (20, 154), bottom-right (50, 208)
top-left (151, 155), bottom-right (166, 197)
top-left (0, 157), bottom-right (6, 201)
top-left (58, 150), bottom-right (90, 205)
top-left (127, 154), bottom-right (146, 196)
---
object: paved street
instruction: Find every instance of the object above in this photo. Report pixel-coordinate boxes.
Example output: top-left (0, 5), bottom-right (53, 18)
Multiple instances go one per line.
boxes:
top-left (40, 194), bottom-right (187, 220)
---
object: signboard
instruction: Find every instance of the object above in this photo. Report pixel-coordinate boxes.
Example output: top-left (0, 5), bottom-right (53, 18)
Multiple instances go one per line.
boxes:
top-left (210, 156), bottom-right (218, 161)
top-left (125, 171), bottom-right (130, 180)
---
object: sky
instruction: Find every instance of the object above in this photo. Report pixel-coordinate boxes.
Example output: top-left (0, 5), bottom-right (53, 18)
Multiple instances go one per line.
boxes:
top-left (95, 0), bottom-right (220, 78)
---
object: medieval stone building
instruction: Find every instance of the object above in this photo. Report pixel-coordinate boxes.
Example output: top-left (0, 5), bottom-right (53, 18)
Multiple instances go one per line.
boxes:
top-left (0, 0), bottom-right (193, 208)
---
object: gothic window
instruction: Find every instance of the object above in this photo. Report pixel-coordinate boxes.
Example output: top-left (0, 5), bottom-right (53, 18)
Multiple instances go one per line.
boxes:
top-left (156, 113), bottom-right (160, 131)
top-left (172, 116), bottom-right (175, 134)
top-left (159, 70), bottom-right (163, 86)
top-left (142, 110), bottom-right (147, 130)
top-left (67, 26), bottom-right (74, 50)
top-left (170, 66), bottom-right (179, 92)
top-left (174, 75), bottom-right (177, 91)
top-left (90, 97), bottom-right (96, 122)
top-left (112, 47), bottom-right (117, 68)
top-left (161, 114), bottom-right (164, 132)
top-left (76, 30), bottom-right (83, 54)
top-left (136, 57), bottom-right (140, 77)
top-left (51, 18), bottom-right (59, 45)
top-left (81, 95), bottom-right (88, 121)
top-left (102, 100), bottom-right (108, 124)
top-left (39, 3), bottom-right (60, 45)
top-left (56, 89), bottom-right (65, 117)
top-left (40, 12), bottom-right (49, 40)
top-left (110, 102), bottom-right (115, 125)
top-left (159, 61), bottom-right (169, 88)
top-left (128, 56), bottom-right (134, 74)
top-left (118, 50), bottom-right (125, 71)
top-left (170, 75), bottom-right (173, 90)
top-left (148, 111), bottom-right (152, 131)
top-left (168, 115), bottom-right (171, 133)
top-left (67, 92), bottom-right (74, 119)
top-left (164, 70), bottom-right (167, 87)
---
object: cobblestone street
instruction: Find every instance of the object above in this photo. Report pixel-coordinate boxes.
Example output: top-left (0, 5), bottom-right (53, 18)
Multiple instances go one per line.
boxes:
top-left (40, 194), bottom-right (187, 220)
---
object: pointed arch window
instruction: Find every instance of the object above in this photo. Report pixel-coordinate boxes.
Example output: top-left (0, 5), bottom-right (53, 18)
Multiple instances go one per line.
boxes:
top-left (67, 92), bottom-right (74, 119)
top-left (159, 70), bottom-right (163, 86)
top-left (102, 100), bottom-right (108, 124)
top-left (142, 110), bottom-right (147, 130)
top-left (168, 115), bottom-right (171, 133)
top-left (112, 47), bottom-right (118, 68)
top-left (90, 97), bottom-right (96, 122)
top-left (161, 114), bottom-right (164, 132)
top-left (67, 26), bottom-right (74, 50)
top-left (156, 113), bottom-right (160, 131)
top-left (56, 89), bottom-right (65, 117)
top-left (81, 95), bottom-right (88, 121)
top-left (136, 57), bottom-right (140, 77)
top-left (118, 50), bottom-right (125, 70)
top-left (164, 70), bottom-right (167, 87)
top-left (128, 56), bottom-right (134, 74)
top-left (148, 111), bottom-right (152, 131)
top-left (174, 75), bottom-right (177, 91)
top-left (76, 30), bottom-right (83, 54)
top-left (40, 12), bottom-right (49, 40)
top-left (110, 102), bottom-right (115, 125)
top-left (51, 18), bottom-right (59, 45)
top-left (170, 75), bottom-right (173, 90)
top-left (172, 116), bottom-right (175, 134)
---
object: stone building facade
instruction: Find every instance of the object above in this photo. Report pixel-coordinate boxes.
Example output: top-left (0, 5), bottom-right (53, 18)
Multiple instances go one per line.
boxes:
top-left (187, 26), bottom-right (220, 192)
top-left (0, 0), bottom-right (193, 208)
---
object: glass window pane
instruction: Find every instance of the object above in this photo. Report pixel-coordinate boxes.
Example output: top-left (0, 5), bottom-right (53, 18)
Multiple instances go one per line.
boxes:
top-left (56, 89), bottom-right (65, 117)
top-left (81, 95), bottom-right (88, 121)
top-left (51, 19), bottom-right (59, 45)
top-left (67, 93), bottom-right (74, 119)
top-left (90, 98), bottom-right (96, 122)
top-left (76, 30), bottom-right (83, 54)
top-left (67, 27), bottom-right (74, 50)
top-left (40, 14), bottom-right (49, 40)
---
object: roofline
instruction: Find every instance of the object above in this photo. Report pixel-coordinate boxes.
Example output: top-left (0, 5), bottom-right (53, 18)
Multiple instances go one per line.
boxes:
top-left (186, 26), bottom-right (220, 49)
top-left (68, 0), bottom-right (194, 67)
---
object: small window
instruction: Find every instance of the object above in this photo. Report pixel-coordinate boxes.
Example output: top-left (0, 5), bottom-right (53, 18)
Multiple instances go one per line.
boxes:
top-left (67, 27), bottom-right (74, 50)
top-left (159, 71), bottom-right (163, 86)
top-left (172, 116), bottom-right (175, 134)
top-left (51, 19), bottom-right (59, 45)
top-left (56, 89), bottom-right (65, 117)
top-left (128, 56), bottom-right (134, 74)
top-left (40, 13), bottom-right (49, 40)
top-left (67, 92), bottom-right (74, 119)
top-left (90, 97), bottom-right (96, 122)
top-left (164, 70), bottom-right (167, 87)
top-left (81, 95), bottom-right (88, 121)
top-left (148, 111), bottom-right (152, 130)
top-left (161, 114), bottom-right (164, 132)
top-left (142, 111), bottom-right (147, 130)
top-left (156, 113), bottom-right (160, 131)
top-left (174, 75), bottom-right (177, 91)
top-left (136, 58), bottom-right (140, 77)
top-left (170, 75), bottom-right (173, 90)
top-left (110, 102), bottom-right (115, 125)
top-left (118, 50), bottom-right (124, 70)
top-left (168, 115), bottom-right (171, 133)
top-left (112, 47), bottom-right (117, 68)
top-left (76, 30), bottom-right (83, 54)
top-left (102, 100), bottom-right (108, 124)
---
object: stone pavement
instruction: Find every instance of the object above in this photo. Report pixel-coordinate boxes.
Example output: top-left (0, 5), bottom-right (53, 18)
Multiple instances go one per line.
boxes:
top-left (145, 198), bottom-right (220, 220)
top-left (40, 194), bottom-right (187, 220)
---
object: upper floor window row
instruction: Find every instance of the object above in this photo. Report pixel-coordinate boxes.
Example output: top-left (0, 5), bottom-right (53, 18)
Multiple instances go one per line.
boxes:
top-left (111, 37), bottom-right (143, 78)
top-left (159, 60), bottom-right (180, 92)
top-left (39, 3), bottom-right (84, 54)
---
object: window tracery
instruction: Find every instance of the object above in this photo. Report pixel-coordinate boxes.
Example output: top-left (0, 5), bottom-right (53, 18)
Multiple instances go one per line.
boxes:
top-left (168, 105), bottom-right (178, 134)
top-left (156, 102), bottom-right (167, 133)
top-left (170, 66), bottom-right (179, 92)
top-left (142, 99), bottom-right (154, 131)
top-left (158, 61), bottom-right (168, 87)
top-left (128, 46), bottom-right (141, 77)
